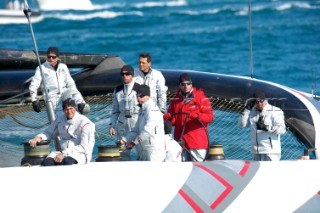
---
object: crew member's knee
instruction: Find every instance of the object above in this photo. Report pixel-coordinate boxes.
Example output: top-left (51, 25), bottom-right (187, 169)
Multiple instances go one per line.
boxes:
top-left (41, 157), bottom-right (55, 166)
top-left (62, 157), bottom-right (77, 165)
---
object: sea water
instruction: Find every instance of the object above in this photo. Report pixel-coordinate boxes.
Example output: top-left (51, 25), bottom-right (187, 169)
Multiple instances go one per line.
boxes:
top-left (0, 0), bottom-right (319, 165)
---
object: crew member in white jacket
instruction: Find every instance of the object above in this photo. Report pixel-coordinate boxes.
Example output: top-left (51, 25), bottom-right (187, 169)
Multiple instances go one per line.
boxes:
top-left (28, 98), bottom-right (95, 166)
top-left (109, 65), bottom-right (141, 159)
top-left (29, 47), bottom-right (87, 114)
top-left (238, 91), bottom-right (286, 161)
top-left (118, 85), bottom-right (166, 161)
top-left (134, 53), bottom-right (168, 113)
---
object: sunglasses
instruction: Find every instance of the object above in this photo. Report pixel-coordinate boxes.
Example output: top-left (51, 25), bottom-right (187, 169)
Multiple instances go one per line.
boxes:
top-left (47, 55), bottom-right (57, 59)
top-left (180, 82), bottom-right (192, 87)
top-left (121, 72), bottom-right (132, 76)
top-left (137, 94), bottom-right (145, 99)
top-left (255, 100), bottom-right (265, 104)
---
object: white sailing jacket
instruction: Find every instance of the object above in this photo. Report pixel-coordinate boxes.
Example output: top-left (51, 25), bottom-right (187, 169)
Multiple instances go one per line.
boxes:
top-left (123, 98), bottom-right (165, 151)
top-left (37, 112), bottom-right (95, 164)
top-left (110, 81), bottom-right (140, 140)
top-left (29, 61), bottom-right (84, 109)
top-left (134, 68), bottom-right (168, 112)
top-left (238, 103), bottom-right (286, 155)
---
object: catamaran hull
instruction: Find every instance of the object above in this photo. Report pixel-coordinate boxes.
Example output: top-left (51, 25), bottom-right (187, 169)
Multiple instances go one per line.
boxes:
top-left (0, 160), bottom-right (319, 212)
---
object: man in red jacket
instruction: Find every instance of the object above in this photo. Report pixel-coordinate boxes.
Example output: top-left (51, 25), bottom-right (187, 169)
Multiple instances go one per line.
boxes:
top-left (163, 73), bottom-right (214, 161)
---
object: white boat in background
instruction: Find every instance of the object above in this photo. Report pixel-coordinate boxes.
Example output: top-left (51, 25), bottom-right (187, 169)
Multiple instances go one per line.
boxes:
top-left (0, 9), bottom-right (43, 24)
top-left (37, 0), bottom-right (94, 11)
top-left (0, 0), bottom-right (43, 24)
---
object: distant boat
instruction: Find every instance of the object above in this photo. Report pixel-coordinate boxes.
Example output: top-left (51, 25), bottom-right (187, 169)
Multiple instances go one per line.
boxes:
top-left (0, 0), bottom-right (43, 24)
top-left (37, 0), bottom-right (94, 11)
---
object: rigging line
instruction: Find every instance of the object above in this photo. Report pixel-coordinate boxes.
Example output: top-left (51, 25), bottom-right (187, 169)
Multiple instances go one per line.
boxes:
top-left (248, 0), bottom-right (254, 79)
top-left (23, 0), bottom-right (56, 124)
top-left (9, 115), bottom-right (49, 129)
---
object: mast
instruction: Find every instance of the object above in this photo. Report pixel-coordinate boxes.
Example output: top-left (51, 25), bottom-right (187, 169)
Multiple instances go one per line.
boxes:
top-left (248, 0), bottom-right (254, 79)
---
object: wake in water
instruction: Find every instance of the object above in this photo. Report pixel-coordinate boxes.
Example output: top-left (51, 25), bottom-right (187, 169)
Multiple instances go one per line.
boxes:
top-left (39, 0), bottom-right (318, 21)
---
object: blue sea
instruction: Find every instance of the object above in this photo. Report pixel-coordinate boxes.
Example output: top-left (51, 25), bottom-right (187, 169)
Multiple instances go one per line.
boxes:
top-left (1, 0), bottom-right (319, 93)
top-left (0, 0), bottom-right (319, 164)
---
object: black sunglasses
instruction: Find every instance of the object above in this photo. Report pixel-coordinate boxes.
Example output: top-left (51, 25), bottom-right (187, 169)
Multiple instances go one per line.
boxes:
top-left (121, 72), bottom-right (132, 76)
top-left (47, 55), bottom-right (57, 59)
top-left (137, 94), bottom-right (145, 98)
top-left (255, 99), bottom-right (265, 104)
top-left (180, 82), bottom-right (192, 87)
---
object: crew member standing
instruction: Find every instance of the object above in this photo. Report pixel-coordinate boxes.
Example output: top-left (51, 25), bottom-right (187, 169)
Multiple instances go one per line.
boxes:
top-left (29, 47), bottom-right (87, 114)
top-left (134, 52), bottom-right (167, 113)
top-left (238, 91), bottom-right (286, 161)
top-left (109, 65), bottom-right (141, 159)
top-left (118, 85), bottom-right (166, 161)
top-left (164, 73), bottom-right (214, 162)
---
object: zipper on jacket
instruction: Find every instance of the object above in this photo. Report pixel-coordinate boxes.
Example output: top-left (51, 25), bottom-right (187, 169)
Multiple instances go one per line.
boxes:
top-left (67, 124), bottom-right (71, 148)
top-left (256, 130), bottom-right (259, 154)
top-left (56, 71), bottom-right (61, 94)
top-left (269, 137), bottom-right (273, 149)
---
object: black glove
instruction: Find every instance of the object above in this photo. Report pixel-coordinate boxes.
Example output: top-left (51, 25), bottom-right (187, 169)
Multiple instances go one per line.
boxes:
top-left (245, 99), bottom-right (255, 110)
top-left (78, 103), bottom-right (85, 114)
top-left (116, 140), bottom-right (126, 151)
top-left (32, 100), bottom-right (41, 113)
top-left (256, 115), bottom-right (268, 131)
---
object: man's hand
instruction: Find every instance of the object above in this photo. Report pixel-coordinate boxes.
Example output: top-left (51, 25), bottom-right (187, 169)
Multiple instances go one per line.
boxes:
top-left (256, 122), bottom-right (268, 131)
top-left (78, 103), bottom-right (85, 114)
top-left (28, 136), bottom-right (42, 148)
top-left (32, 100), bottom-right (41, 113)
top-left (109, 127), bottom-right (115, 137)
top-left (245, 99), bottom-right (255, 111)
top-left (116, 139), bottom-right (126, 151)
top-left (163, 113), bottom-right (172, 120)
top-left (256, 115), bottom-right (268, 131)
top-left (189, 112), bottom-right (199, 119)
top-left (54, 153), bottom-right (64, 163)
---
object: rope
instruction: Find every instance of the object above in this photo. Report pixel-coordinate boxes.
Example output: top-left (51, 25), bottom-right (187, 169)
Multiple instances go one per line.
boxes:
top-left (10, 114), bottom-right (49, 129)
top-left (0, 107), bottom-right (49, 128)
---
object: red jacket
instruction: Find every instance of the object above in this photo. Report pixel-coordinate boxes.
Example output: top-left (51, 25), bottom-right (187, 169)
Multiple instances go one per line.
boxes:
top-left (166, 87), bottom-right (214, 149)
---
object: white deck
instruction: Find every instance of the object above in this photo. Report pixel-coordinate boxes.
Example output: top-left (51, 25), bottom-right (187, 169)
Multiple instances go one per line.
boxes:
top-left (1, 160), bottom-right (319, 212)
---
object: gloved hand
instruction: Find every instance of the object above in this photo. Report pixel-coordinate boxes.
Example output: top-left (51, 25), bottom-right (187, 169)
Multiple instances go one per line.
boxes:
top-left (256, 115), bottom-right (268, 131)
top-left (245, 99), bottom-right (255, 111)
top-left (126, 142), bottom-right (135, 150)
top-left (32, 100), bottom-right (41, 113)
top-left (78, 103), bottom-right (85, 114)
top-left (256, 122), bottom-right (268, 131)
top-left (189, 112), bottom-right (199, 119)
top-left (163, 113), bottom-right (172, 120)
top-left (116, 139), bottom-right (126, 151)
